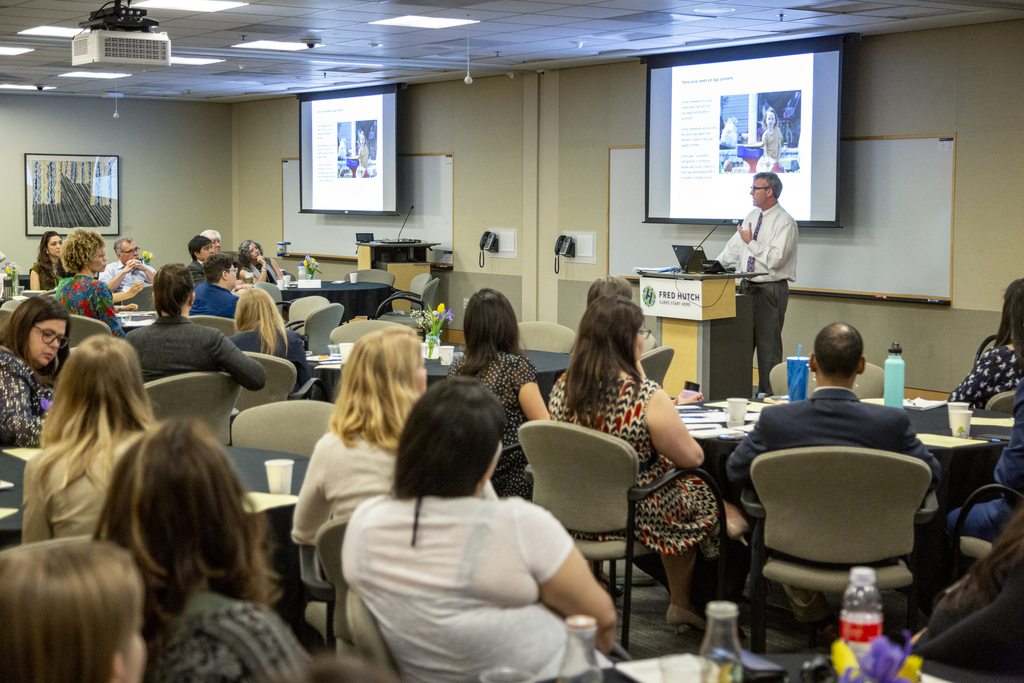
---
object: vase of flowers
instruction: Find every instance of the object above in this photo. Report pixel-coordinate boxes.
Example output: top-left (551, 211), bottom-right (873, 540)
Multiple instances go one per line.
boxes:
top-left (3, 262), bottom-right (19, 298)
top-left (303, 255), bottom-right (321, 280)
top-left (412, 303), bottom-right (453, 359)
top-left (140, 250), bottom-right (153, 266)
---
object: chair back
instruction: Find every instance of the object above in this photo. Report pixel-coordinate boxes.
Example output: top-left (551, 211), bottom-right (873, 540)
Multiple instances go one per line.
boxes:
top-left (1, 299), bottom-right (21, 311)
top-left (145, 372), bottom-right (241, 445)
top-left (354, 269), bottom-right (396, 287)
top-left (640, 346), bottom-right (675, 386)
top-left (852, 363), bottom-right (885, 399)
top-left (68, 314), bottom-right (112, 348)
top-left (750, 447), bottom-right (932, 563)
top-left (517, 321), bottom-right (576, 354)
top-left (315, 519), bottom-right (352, 647)
top-left (347, 590), bottom-right (398, 672)
top-left (235, 353), bottom-right (296, 411)
top-left (124, 284), bottom-right (154, 311)
top-left (190, 314), bottom-right (236, 336)
top-left (232, 401), bottom-right (334, 457)
top-left (418, 278), bottom-right (440, 312)
top-left (409, 272), bottom-right (432, 295)
top-left (330, 319), bottom-right (405, 344)
top-left (305, 303), bottom-right (345, 355)
top-left (986, 390), bottom-right (1015, 414)
top-left (519, 421), bottom-right (638, 532)
top-left (287, 295), bottom-right (331, 326)
top-left (0, 309), bottom-right (9, 327)
top-left (255, 281), bottom-right (283, 303)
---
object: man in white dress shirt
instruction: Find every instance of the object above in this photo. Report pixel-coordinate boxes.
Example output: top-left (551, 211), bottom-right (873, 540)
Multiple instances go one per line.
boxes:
top-left (716, 172), bottom-right (797, 395)
top-left (99, 237), bottom-right (155, 293)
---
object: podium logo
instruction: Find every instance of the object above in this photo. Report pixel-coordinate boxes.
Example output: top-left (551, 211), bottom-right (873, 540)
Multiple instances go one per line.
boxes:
top-left (642, 286), bottom-right (656, 307)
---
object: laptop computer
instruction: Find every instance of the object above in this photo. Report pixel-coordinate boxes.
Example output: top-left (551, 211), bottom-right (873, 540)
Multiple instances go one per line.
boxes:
top-left (355, 233), bottom-right (374, 244)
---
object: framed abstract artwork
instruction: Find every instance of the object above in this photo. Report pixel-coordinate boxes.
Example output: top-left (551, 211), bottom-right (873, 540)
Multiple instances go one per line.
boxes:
top-left (25, 154), bottom-right (120, 236)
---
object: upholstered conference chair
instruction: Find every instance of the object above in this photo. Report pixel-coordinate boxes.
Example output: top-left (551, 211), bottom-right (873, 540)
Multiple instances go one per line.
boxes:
top-left (68, 313), bottom-right (114, 349)
top-left (330, 319), bottom-right (405, 344)
top-left (302, 303), bottom-right (345, 356)
top-left (639, 346), bottom-right (675, 387)
top-left (951, 483), bottom-right (1024, 578)
top-left (234, 353), bottom-right (297, 412)
top-left (231, 400), bottom-right (334, 459)
top-left (353, 269), bottom-right (396, 287)
top-left (517, 321), bottom-right (576, 354)
top-left (985, 390), bottom-right (1015, 414)
top-left (768, 361), bottom-right (884, 399)
top-left (347, 590), bottom-right (398, 672)
top-left (145, 372), bottom-right (241, 446)
top-left (190, 314), bottom-right (236, 337)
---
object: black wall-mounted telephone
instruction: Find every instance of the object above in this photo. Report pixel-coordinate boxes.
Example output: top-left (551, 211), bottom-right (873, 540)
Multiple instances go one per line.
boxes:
top-left (479, 231), bottom-right (499, 267)
top-left (554, 234), bottom-right (576, 257)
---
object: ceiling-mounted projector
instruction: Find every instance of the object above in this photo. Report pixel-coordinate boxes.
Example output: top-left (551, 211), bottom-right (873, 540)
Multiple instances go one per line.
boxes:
top-left (72, 29), bottom-right (170, 66)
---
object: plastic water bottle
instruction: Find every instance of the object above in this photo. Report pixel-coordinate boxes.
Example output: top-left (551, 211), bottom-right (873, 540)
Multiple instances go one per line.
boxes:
top-left (840, 567), bottom-right (883, 656)
top-left (698, 601), bottom-right (743, 683)
top-left (556, 615), bottom-right (601, 683)
top-left (297, 263), bottom-right (306, 281)
top-left (883, 342), bottom-right (904, 408)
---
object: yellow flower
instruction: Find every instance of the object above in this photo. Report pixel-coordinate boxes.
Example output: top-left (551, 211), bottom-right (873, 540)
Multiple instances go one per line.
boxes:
top-left (437, 303), bottom-right (445, 314)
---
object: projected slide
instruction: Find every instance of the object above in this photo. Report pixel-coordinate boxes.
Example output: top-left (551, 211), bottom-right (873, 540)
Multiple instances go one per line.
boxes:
top-left (309, 95), bottom-right (385, 211)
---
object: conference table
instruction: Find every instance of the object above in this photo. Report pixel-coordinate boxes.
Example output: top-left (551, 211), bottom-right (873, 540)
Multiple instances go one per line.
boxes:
top-left (280, 281), bottom-right (392, 322)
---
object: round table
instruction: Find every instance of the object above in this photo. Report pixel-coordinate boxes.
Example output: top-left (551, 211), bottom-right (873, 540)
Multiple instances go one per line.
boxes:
top-left (281, 281), bottom-right (392, 322)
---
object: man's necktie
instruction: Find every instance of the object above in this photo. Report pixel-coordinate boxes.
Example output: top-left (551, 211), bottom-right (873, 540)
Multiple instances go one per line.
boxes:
top-left (746, 212), bottom-right (763, 272)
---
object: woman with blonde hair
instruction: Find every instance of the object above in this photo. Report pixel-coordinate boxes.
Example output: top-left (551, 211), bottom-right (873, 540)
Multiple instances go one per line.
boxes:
top-left (0, 540), bottom-right (147, 683)
top-left (292, 326), bottom-right (426, 544)
top-left (22, 335), bottom-right (153, 542)
top-left (230, 288), bottom-right (310, 391)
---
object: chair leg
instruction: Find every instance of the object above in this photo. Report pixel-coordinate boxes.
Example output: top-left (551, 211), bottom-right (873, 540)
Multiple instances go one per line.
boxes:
top-left (750, 521), bottom-right (767, 653)
top-left (622, 552), bottom-right (633, 650)
top-left (609, 559), bottom-right (617, 600)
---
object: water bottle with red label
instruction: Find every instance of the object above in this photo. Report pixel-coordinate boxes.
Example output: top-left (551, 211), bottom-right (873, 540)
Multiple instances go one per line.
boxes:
top-left (840, 566), bottom-right (883, 656)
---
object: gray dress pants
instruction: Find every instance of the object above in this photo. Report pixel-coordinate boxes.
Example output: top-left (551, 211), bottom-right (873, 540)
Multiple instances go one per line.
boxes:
top-left (739, 279), bottom-right (789, 395)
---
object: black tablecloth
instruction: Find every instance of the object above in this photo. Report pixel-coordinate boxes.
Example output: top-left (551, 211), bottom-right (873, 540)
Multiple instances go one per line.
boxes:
top-left (281, 281), bottom-right (391, 322)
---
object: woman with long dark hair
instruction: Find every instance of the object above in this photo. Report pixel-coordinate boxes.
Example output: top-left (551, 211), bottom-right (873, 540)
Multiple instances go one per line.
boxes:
top-left (29, 231), bottom-right (65, 291)
top-left (447, 289), bottom-right (548, 498)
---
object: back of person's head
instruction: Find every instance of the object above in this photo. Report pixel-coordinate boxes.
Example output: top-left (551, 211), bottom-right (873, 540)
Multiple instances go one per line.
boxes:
top-left (586, 276), bottom-right (632, 307)
top-left (200, 229), bottom-right (221, 242)
top-left (235, 288), bottom-right (286, 356)
top-left (38, 335), bottom-right (153, 487)
top-left (267, 656), bottom-right (401, 683)
top-left (0, 294), bottom-right (71, 385)
top-left (61, 228), bottom-right (105, 274)
top-left (203, 253), bottom-right (234, 284)
top-left (331, 326), bottom-right (422, 452)
top-left (0, 540), bottom-right (145, 683)
top-left (394, 376), bottom-right (504, 499)
top-left (95, 419), bottom-right (275, 640)
top-left (237, 239), bottom-right (262, 268)
top-left (460, 288), bottom-right (522, 376)
top-left (995, 278), bottom-right (1024, 365)
top-left (941, 504), bottom-right (1024, 614)
top-left (187, 234), bottom-right (212, 261)
top-left (563, 295), bottom-right (643, 426)
top-left (152, 264), bottom-right (193, 317)
top-left (812, 323), bottom-right (863, 378)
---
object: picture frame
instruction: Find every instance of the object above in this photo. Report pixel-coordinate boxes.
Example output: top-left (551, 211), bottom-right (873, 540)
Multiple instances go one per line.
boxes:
top-left (25, 153), bottom-right (120, 236)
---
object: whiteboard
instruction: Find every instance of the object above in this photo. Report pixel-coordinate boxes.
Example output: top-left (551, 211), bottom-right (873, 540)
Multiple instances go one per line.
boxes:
top-left (282, 154), bottom-right (453, 258)
top-left (609, 139), bottom-right (953, 299)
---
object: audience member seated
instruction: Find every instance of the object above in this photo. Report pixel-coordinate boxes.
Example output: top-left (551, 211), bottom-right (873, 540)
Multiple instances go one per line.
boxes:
top-left (186, 234), bottom-right (214, 287)
top-left (447, 288), bottom-right (548, 499)
top-left (29, 230), bottom-right (66, 291)
top-left (230, 288), bottom-right (311, 392)
top-left (343, 378), bottom-right (616, 683)
top-left (915, 504), bottom-right (1024, 675)
top-left (0, 540), bottom-right (147, 683)
top-left (292, 327), bottom-right (424, 544)
top-left (191, 254), bottom-right (241, 319)
top-left (549, 295), bottom-right (724, 632)
top-left (0, 296), bottom-right (69, 447)
top-left (95, 419), bottom-right (308, 682)
top-left (586, 274), bottom-right (631, 307)
top-left (201, 229), bottom-right (223, 254)
top-left (950, 278), bottom-right (1024, 409)
top-left (727, 322), bottom-right (941, 626)
top-left (58, 228), bottom-right (133, 337)
top-left (22, 335), bottom-right (153, 542)
top-left (238, 239), bottom-right (284, 286)
top-left (99, 237), bottom-right (154, 300)
top-left (126, 263), bottom-right (265, 390)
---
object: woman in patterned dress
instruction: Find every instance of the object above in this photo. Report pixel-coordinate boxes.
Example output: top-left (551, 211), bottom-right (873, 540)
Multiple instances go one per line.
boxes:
top-left (57, 229), bottom-right (132, 337)
top-left (549, 295), bottom-right (721, 631)
top-left (448, 288), bottom-right (549, 499)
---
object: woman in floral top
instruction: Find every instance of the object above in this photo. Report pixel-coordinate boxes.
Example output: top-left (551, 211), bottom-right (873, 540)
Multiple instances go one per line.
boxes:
top-left (0, 296), bottom-right (70, 447)
top-left (950, 279), bottom-right (1024, 409)
top-left (56, 229), bottom-right (133, 338)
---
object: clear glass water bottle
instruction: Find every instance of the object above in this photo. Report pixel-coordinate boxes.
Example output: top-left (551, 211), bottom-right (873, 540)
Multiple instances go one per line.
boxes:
top-left (698, 601), bottom-right (743, 683)
top-left (840, 566), bottom-right (883, 656)
top-left (883, 342), bottom-right (905, 408)
top-left (556, 615), bottom-right (601, 683)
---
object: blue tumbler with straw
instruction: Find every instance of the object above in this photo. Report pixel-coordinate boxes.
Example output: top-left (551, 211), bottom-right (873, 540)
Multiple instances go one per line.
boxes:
top-left (787, 344), bottom-right (810, 401)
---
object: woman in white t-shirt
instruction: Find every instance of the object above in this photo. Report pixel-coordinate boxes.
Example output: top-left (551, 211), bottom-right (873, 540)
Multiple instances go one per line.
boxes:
top-left (343, 377), bottom-right (616, 683)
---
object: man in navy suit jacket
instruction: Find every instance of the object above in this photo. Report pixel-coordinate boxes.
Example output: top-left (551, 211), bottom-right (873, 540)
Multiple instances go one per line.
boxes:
top-left (726, 323), bottom-right (941, 623)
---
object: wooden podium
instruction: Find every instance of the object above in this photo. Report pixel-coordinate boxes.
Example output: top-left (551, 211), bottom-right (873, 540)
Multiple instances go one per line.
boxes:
top-left (638, 272), bottom-right (758, 401)
top-left (357, 241), bottom-right (440, 307)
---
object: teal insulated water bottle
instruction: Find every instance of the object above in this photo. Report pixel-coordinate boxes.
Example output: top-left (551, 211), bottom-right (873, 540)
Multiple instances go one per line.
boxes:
top-left (884, 342), bottom-right (904, 408)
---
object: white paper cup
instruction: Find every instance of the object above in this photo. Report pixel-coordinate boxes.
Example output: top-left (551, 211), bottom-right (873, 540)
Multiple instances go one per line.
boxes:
top-left (949, 410), bottom-right (972, 439)
top-left (282, 275), bottom-right (291, 287)
top-left (439, 345), bottom-right (455, 365)
top-left (947, 402), bottom-right (970, 429)
top-left (327, 344), bottom-right (341, 358)
top-left (349, 272), bottom-right (359, 283)
top-left (727, 397), bottom-right (748, 423)
top-left (338, 342), bottom-right (355, 362)
top-left (265, 459), bottom-right (294, 495)
top-left (479, 668), bottom-right (535, 683)
top-left (659, 654), bottom-right (703, 682)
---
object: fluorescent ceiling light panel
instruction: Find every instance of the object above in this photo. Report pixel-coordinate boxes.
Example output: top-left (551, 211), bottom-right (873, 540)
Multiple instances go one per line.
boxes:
top-left (370, 16), bottom-right (479, 29)
top-left (0, 47), bottom-right (34, 56)
top-left (0, 84), bottom-right (54, 90)
top-left (59, 71), bottom-right (131, 79)
top-left (135, 0), bottom-right (247, 11)
top-left (170, 56), bottom-right (225, 65)
top-left (233, 40), bottom-right (318, 51)
top-left (692, 6), bottom-right (735, 13)
top-left (18, 26), bottom-right (83, 37)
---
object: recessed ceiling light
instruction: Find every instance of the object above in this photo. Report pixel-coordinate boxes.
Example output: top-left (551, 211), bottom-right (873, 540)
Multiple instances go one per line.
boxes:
top-left (135, 0), bottom-right (247, 11)
top-left (59, 71), bottom-right (131, 79)
top-left (692, 6), bottom-right (735, 13)
top-left (170, 56), bottom-right (225, 65)
top-left (0, 47), bottom-right (33, 56)
top-left (0, 84), bottom-right (54, 90)
top-left (233, 40), bottom-right (321, 51)
top-left (18, 26), bottom-right (84, 37)
top-left (368, 42), bottom-right (382, 47)
top-left (370, 16), bottom-right (478, 29)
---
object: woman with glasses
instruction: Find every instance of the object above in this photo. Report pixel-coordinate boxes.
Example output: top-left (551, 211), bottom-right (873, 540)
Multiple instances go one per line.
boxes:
top-left (22, 335), bottom-right (153, 542)
top-left (0, 296), bottom-right (70, 447)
